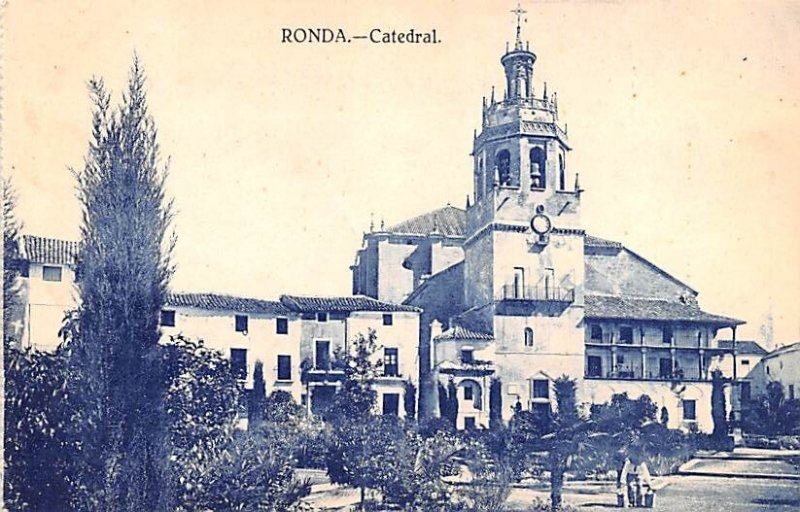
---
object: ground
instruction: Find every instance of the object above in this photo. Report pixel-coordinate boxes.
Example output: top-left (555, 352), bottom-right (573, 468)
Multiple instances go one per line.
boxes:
top-left (299, 447), bottom-right (800, 511)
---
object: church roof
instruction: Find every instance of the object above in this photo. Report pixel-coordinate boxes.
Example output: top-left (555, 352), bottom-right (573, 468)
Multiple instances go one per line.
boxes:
top-left (585, 294), bottom-right (743, 326)
top-left (19, 234), bottom-right (79, 265)
top-left (280, 295), bottom-right (420, 313)
top-left (385, 205), bottom-right (466, 238)
top-left (761, 341), bottom-right (800, 361)
top-left (716, 340), bottom-right (769, 355)
top-left (167, 292), bottom-right (291, 316)
top-left (584, 234), bottom-right (623, 249)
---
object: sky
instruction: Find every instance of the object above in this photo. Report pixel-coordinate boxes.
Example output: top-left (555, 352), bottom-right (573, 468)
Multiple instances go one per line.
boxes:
top-left (3, 0), bottom-right (799, 347)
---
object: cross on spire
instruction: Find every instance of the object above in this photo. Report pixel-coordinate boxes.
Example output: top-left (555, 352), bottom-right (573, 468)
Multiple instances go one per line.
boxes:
top-left (511, 2), bottom-right (527, 50)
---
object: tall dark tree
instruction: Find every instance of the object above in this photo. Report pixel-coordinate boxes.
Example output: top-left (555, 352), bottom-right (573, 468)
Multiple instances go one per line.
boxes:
top-left (403, 379), bottom-right (417, 422)
top-left (711, 369), bottom-right (728, 442)
top-left (489, 377), bottom-right (503, 430)
top-left (447, 378), bottom-right (459, 429)
top-left (248, 359), bottom-right (267, 430)
top-left (66, 58), bottom-right (174, 511)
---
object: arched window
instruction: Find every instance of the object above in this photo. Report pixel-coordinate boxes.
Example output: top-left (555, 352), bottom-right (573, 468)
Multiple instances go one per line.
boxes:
top-left (524, 327), bottom-right (534, 347)
top-left (476, 156), bottom-right (485, 200)
top-left (558, 154), bottom-right (566, 190)
top-left (530, 147), bottom-right (546, 189)
top-left (496, 150), bottom-right (511, 186)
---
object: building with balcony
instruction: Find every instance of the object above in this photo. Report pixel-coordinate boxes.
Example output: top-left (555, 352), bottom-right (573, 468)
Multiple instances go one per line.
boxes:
top-left (351, 17), bottom-right (744, 432)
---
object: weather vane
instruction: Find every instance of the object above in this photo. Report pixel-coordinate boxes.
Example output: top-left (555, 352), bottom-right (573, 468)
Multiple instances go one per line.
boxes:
top-left (511, 2), bottom-right (528, 49)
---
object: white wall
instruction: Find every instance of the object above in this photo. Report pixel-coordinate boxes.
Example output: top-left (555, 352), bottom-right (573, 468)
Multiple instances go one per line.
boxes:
top-left (23, 262), bottom-right (78, 350)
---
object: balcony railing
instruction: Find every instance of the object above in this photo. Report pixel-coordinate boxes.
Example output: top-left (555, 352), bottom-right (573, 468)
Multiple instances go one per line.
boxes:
top-left (584, 369), bottom-right (721, 383)
top-left (498, 285), bottom-right (575, 303)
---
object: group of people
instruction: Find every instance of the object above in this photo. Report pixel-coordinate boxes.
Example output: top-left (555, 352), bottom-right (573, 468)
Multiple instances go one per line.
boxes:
top-left (617, 454), bottom-right (655, 508)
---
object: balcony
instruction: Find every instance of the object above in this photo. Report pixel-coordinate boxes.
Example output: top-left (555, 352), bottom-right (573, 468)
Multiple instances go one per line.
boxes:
top-left (584, 369), bottom-right (728, 383)
top-left (497, 285), bottom-right (575, 303)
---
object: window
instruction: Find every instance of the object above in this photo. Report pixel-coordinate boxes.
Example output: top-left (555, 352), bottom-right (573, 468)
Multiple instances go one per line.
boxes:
top-left (461, 348), bottom-right (474, 364)
top-left (315, 340), bottom-right (331, 370)
top-left (616, 354), bottom-right (625, 365)
top-left (464, 416), bottom-right (477, 430)
top-left (384, 348), bottom-right (399, 377)
top-left (382, 393), bottom-right (399, 416)
top-left (659, 358), bottom-right (672, 379)
top-left (160, 309), bottom-right (176, 327)
top-left (235, 314), bottom-right (248, 333)
top-left (662, 325), bottom-right (673, 344)
top-left (316, 312), bottom-right (328, 322)
top-left (383, 314), bottom-right (393, 326)
top-left (276, 317), bottom-right (288, 335)
top-left (682, 399), bottom-right (696, 421)
top-left (590, 325), bottom-right (603, 342)
top-left (496, 149), bottom-right (511, 186)
top-left (277, 355), bottom-right (291, 380)
top-left (530, 147), bottom-right (546, 189)
top-left (558, 154), bottom-right (565, 190)
top-left (513, 267), bottom-right (525, 299)
top-left (524, 327), bottom-right (534, 347)
top-left (789, 385), bottom-right (795, 401)
top-left (230, 349), bottom-right (247, 380)
top-left (619, 326), bottom-right (634, 344)
top-left (766, 365), bottom-right (770, 375)
top-left (532, 379), bottom-right (549, 399)
top-left (464, 385), bottom-right (474, 400)
top-left (42, 265), bottom-right (62, 282)
top-left (587, 356), bottom-right (602, 377)
top-left (741, 359), bottom-right (750, 366)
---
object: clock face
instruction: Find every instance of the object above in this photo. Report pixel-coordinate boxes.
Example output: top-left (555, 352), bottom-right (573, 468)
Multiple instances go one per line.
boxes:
top-left (531, 214), bottom-right (552, 235)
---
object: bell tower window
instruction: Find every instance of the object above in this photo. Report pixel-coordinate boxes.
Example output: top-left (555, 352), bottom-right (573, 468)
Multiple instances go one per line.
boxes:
top-left (558, 154), bottom-right (565, 190)
top-left (496, 150), bottom-right (511, 186)
top-left (530, 147), bottom-right (546, 189)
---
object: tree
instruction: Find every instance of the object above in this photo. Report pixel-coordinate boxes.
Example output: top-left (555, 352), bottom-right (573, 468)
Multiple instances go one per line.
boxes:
top-left (490, 377), bottom-right (503, 430)
top-left (328, 329), bottom-right (381, 421)
top-left (404, 379), bottom-right (417, 421)
top-left (249, 360), bottom-right (267, 430)
top-left (742, 382), bottom-right (800, 436)
top-left (66, 58), bottom-right (174, 511)
top-left (2, 177), bottom-right (22, 346)
top-left (4, 346), bottom-right (74, 510)
top-left (536, 377), bottom-right (594, 511)
top-left (711, 369), bottom-right (728, 442)
top-left (447, 378), bottom-right (459, 429)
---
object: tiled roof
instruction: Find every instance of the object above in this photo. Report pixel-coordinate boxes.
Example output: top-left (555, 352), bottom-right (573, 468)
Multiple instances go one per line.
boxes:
top-left (435, 324), bottom-right (494, 341)
top-left (763, 341), bottom-right (800, 360)
top-left (584, 234), bottom-right (622, 249)
top-left (19, 235), bottom-right (79, 265)
top-left (385, 206), bottom-right (466, 238)
top-left (167, 292), bottom-right (291, 316)
top-left (716, 340), bottom-right (769, 355)
top-left (280, 295), bottom-right (420, 313)
top-left (585, 294), bottom-right (743, 326)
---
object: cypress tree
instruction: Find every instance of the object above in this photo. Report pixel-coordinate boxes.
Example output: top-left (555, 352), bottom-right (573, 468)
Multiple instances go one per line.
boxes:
top-left (67, 58), bottom-right (174, 511)
top-left (403, 379), bottom-right (417, 421)
top-left (249, 360), bottom-right (267, 430)
top-left (711, 369), bottom-right (728, 442)
top-left (489, 377), bottom-right (503, 430)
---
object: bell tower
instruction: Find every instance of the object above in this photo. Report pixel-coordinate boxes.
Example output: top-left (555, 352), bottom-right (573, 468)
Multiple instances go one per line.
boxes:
top-left (462, 5), bottom-right (586, 388)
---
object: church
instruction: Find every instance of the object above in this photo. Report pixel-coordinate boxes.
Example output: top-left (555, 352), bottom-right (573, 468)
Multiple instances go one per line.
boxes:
top-left (350, 13), bottom-right (744, 432)
top-left (11, 10), bottom-right (747, 434)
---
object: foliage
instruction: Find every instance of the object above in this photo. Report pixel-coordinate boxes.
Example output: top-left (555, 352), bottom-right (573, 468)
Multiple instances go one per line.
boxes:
top-left (175, 431), bottom-right (310, 512)
top-left (66, 58), bottom-right (174, 510)
top-left (328, 329), bottom-right (382, 422)
top-left (261, 390), bottom-right (328, 469)
top-left (543, 378), bottom-right (592, 510)
top-left (404, 379), bottom-right (417, 422)
top-left (711, 369), bottom-right (728, 441)
top-left (248, 359), bottom-right (267, 430)
top-left (2, 176), bottom-right (23, 345)
top-left (4, 346), bottom-right (74, 510)
top-left (489, 377), bottom-right (503, 430)
top-left (742, 382), bottom-right (800, 436)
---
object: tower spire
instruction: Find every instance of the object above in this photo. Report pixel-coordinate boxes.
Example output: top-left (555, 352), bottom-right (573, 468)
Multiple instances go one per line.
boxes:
top-left (511, 2), bottom-right (527, 51)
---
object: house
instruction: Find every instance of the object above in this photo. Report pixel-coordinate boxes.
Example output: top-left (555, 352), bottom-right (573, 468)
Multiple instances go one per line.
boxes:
top-left (745, 342), bottom-right (800, 402)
